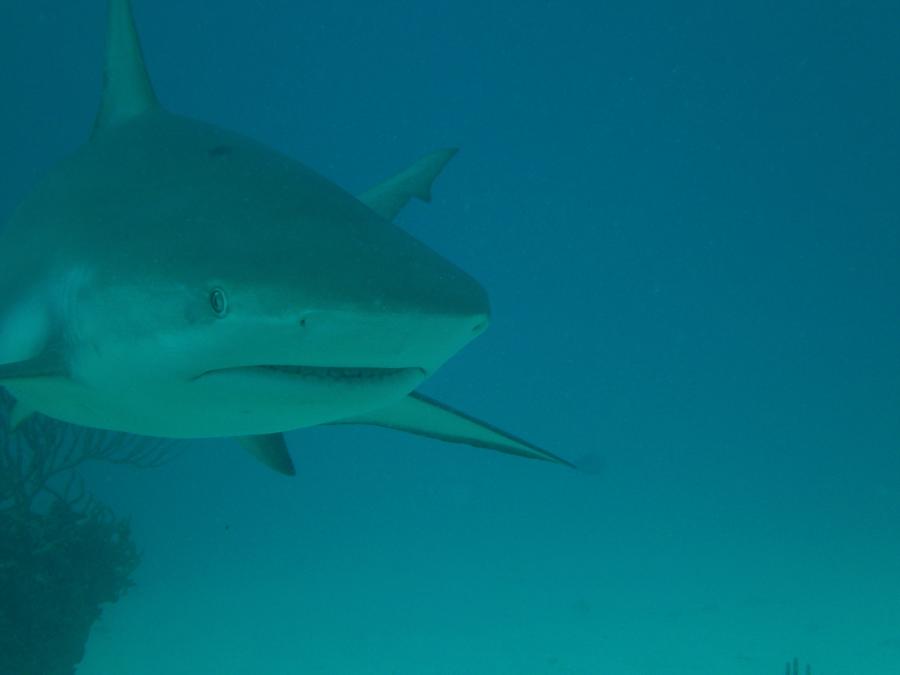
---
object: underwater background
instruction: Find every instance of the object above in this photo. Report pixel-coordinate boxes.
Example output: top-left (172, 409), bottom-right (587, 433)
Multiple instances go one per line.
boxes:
top-left (1, 0), bottom-right (898, 673)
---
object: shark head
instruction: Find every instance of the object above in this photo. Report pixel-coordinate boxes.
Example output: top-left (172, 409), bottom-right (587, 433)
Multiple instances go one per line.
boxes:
top-left (152, 207), bottom-right (492, 381)
top-left (69, 119), bottom-right (490, 433)
top-left (0, 2), bottom-right (488, 437)
top-left (81, 125), bottom-right (489, 369)
top-left (66, 169), bottom-right (492, 433)
top-left (0, 0), bottom-right (573, 472)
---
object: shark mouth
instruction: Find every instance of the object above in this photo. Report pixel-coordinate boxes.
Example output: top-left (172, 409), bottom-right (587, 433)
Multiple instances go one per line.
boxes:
top-left (195, 364), bottom-right (425, 383)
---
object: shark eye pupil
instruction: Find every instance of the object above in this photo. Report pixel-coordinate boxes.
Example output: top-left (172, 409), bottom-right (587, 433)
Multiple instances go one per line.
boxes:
top-left (209, 288), bottom-right (228, 316)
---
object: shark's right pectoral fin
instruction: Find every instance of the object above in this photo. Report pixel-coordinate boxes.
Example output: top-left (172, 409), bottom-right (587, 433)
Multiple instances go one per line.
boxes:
top-left (334, 392), bottom-right (575, 468)
top-left (236, 433), bottom-right (296, 476)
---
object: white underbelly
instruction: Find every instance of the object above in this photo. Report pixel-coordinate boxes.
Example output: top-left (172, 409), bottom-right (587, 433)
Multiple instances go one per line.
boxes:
top-left (5, 366), bottom-right (424, 437)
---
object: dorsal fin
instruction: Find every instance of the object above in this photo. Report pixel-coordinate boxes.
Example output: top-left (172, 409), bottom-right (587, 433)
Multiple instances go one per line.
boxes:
top-left (92, 0), bottom-right (159, 138)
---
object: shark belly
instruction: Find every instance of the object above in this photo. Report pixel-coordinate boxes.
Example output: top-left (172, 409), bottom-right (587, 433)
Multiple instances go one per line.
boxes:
top-left (5, 365), bottom-right (426, 438)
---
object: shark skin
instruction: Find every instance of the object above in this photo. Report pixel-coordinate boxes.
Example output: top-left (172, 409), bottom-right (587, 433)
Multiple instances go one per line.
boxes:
top-left (0, 0), bottom-right (574, 473)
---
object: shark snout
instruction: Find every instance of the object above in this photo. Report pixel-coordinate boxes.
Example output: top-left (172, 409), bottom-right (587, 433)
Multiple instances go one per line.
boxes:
top-left (471, 315), bottom-right (490, 335)
top-left (290, 262), bottom-right (490, 376)
top-left (294, 300), bottom-right (488, 375)
top-left (403, 262), bottom-right (492, 366)
top-left (417, 254), bottom-right (492, 324)
top-left (351, 239), bottom-right (492, 368)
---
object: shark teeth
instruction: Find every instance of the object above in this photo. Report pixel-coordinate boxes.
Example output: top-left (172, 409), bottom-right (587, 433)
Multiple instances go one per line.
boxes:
top-left (257, 365), bottom-right (410, 380)
top-left (199, 364), bottom-right (424, 382)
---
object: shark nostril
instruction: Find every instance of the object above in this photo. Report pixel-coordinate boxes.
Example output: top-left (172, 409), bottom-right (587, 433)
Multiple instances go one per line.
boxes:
top-left (472, 320), bottom-right (489, 335)
top-left (299, 317), bottom-right (307, 329)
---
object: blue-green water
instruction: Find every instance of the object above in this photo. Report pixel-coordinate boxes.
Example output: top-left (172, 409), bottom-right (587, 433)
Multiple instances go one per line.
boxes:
top-left (2, 1), bottom-right (899, 673)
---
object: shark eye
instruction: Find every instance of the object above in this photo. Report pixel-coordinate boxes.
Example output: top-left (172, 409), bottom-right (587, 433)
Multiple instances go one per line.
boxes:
top-left (209, 288), bottom-right (228, 317)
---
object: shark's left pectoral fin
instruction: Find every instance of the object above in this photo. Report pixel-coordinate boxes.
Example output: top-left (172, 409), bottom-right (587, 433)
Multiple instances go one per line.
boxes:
top-left (236, 433), bottom-right (296, 476)
top-left (359, 148), bottom-right (458, 222)
top-left (334, 392), bottom-right (576, 468)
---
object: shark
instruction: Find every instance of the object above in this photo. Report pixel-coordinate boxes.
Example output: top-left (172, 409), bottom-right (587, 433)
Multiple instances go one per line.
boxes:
top-left (0, 0), bottom-right (573, 475)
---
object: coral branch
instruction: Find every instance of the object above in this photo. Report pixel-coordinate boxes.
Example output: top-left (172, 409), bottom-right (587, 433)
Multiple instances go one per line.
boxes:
top-left (0, 389), bottom-right (176, 519)
top-left (0, 388), bottom-right (173, 675)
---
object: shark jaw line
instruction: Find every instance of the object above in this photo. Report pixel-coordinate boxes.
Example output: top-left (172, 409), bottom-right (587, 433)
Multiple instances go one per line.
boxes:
top-left (193, 363), bottom-right (427, 384)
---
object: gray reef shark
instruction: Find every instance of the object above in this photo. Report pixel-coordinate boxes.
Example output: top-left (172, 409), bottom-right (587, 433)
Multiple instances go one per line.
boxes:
top-left (0, 0), bottom-right (573, 475)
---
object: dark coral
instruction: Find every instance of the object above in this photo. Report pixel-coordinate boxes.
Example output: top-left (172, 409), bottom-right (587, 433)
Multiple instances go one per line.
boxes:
top-left (0, 391), bottom-right (170, 675)
top-left (0, 499), bottom-right (138, 675)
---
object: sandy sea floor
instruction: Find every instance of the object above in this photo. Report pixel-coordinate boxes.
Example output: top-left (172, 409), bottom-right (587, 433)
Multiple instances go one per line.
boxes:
top-left (77, 441), bottom-right (900, 675)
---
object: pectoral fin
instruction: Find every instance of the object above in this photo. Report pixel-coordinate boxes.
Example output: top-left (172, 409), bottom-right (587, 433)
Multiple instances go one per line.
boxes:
top-left (235, 433), bottom-right (296, 476)
top-left (0, 295), bottom-right (67, 381)
top-left (334, 392), bottom-right (575, 468)
top-left (359, 148), bottom-right (458, 221)
top-left (0, 351), bottom-right (67, 381)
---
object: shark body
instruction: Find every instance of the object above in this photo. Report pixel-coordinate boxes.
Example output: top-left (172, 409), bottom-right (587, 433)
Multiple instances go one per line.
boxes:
top-left (0, 0), bottom-right (572, 474)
